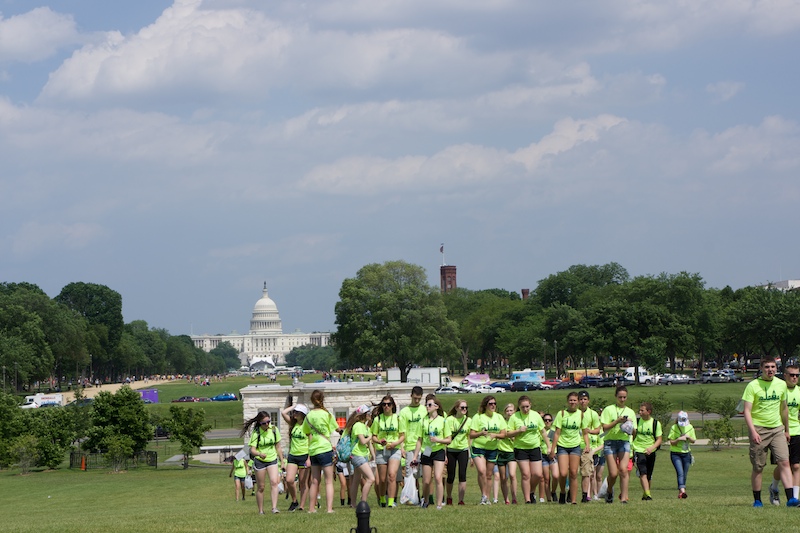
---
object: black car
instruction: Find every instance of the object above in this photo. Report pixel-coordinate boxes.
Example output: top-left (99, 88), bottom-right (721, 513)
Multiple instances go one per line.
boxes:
top-left (510, 380), bottom-right (540, 392)
top-left (553, 380), bottom-right (582, 390)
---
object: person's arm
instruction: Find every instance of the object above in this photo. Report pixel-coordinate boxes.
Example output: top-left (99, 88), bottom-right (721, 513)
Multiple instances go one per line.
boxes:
top-left (281, 405), bottom-right (294, 425)
top-left (276, 441), bottom-right (285, 467)
top-left (229, 462), bottom-right (235, 477)
top-left (782, 400), bottom-right (791, 440)
top-left (743, 400), bottom-right (759, 443)
top-left (549, 428), bottom-right (561, 457)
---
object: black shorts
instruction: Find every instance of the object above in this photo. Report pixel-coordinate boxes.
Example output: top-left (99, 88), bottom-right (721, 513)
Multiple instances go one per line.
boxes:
top-left (421, 449), bottom-right (446, 466)
top-left (514, 448), bottom-right (543, 462)
top-left (634, 451), bottom-right (656, 478)
top-left (773, 435), bottom-right (800, 465)
top-left (287, 454), bottom-right (308, 467)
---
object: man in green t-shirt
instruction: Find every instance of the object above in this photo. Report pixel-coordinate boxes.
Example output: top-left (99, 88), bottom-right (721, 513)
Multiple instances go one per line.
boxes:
top-left (398, 386), bottom-right (425, 478)
top-left (768, 364), bottom-right (800, 505)
top-left (742, 357), bottom-right (796, 507)
top-left (578, 390), bottom-right (601, 503)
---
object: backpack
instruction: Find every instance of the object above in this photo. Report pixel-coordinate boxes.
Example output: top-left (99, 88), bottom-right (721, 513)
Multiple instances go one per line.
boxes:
top-left (336, 433), bottom-right (353, 462)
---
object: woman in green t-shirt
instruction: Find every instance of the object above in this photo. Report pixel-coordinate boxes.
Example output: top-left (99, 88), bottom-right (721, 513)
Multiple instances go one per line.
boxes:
top-left (469, 395), bottom-right (507, 505)
top-left (506, 396), bottom-right (549, 504)
top-left (371, 394), bottom-right (403, 508)
top-left (242, 411), bottom-right (285, 514)
top-left (228, 455), bottom-right (250, 502)
top-left (668, 410), bottom-right (696, 499)
top-left (345, 405), bottom-right (376, 507)
top-left (600, 386), bottom-right (637, 504)
top-left (302, 389), bottom-right (341, 513)
top-left (414, 394), bottom-right (452, 509)
top-left (445, 400), bottom-right (471, 506)
top-left (497, 403), bottom-right (519, 504)
top-left (281, 403), bottom-right (311, 512)
top-left (550, 392), bottom-right (587, 504)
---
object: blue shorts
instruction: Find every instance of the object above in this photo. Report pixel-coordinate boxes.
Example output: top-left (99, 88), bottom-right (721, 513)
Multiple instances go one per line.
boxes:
top-left (350, 454), bottom-right (370, 468)
top-left (472, 447), bottom-right (498, 462)
top-left (375, 447), bottom-right (402, 465)
top-left (287, 454), bottom-right (308, 467)
top-left (594, 454), bottom-right (606, 467)
top-left (310, 450), bottom-right (334, 467)
top-left (604, 440), bottom-right (631, 456)
top-left (557, 445), bottom-right (582, 457)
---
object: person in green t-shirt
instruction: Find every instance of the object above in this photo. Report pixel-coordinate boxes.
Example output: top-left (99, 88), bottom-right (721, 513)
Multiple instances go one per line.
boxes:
top-left (371, 394), bottom-right (403, 508)
top-left (399, 386), bottom-right (425, 479)
top-left (413, 394), bottom-right (452, 509)
top-left (506, 395), bottom-right (550, 504)
top-left (281, 403), bottom-right (311, 512)
top-left (742, 357), bottom-right (795, 507)
top-left (496, 403), bottom-right (519, 504)
top-left (445, 399), bottom-right (472, 506)
top-left (600, 385), bottom-right (637, 504)
top-left (632, 402), bottom-right (662, 500)
top-left (768, 365), bottom-right (800, 505)
top-left (302, 389), bottom-right (341, 513)
top-left (578, 390), bottom-right (601, 503)
top-left (345, 405), bottom-right (375, 508)
top-left (470, 395), bottom-right (508, 505)
top-left (550, 392), bottom-right (588, 504)
top-left (668, 410), bottom-right (696, 499)
top-left (228, 455), bottom-right (250, 501)
top-left (242, 411), bottom-right (285, 514)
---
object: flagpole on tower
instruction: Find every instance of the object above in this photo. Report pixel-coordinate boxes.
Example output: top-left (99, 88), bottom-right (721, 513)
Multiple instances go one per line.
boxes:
top-left (440, 243), bottom-right (445, 266)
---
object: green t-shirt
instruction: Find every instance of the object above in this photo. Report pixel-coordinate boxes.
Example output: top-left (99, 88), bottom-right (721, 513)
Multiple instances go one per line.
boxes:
top-left (580, 409), bottom-right (601, 450)
top-left (668, 423), bottom-right (696, 453)
top-left (289, 423), bottom-right (309, 456)
top-left (446, 415), bottom-right (471, 451)
top-left (350, 421), bottom-right (371, 458)
top-left (554, 409), bottom-right (584, 449)
top-left (508, 410), bottom-right (545, 450)
top-left (632, 417), bottom-right (662, 453)
top-left (233, 457), bottom-right (247, 477)
top-left (422, 415), bottom-right (451, 453)
top-left (591, 432), bottom-right (605, 456)
top-left (399, 405), bottom-right (426, 452)
top-left (787, 386), bottom-right (800, 436)
top-left (600, 405), bottom-right (637, 442)
top-left (249, 424), bottom-right (280, 462)
top-left (470, 412), bottom-right (507, 451)
top-left (302, 409), bottom-right (339, 456)
top-left (742, 377), bottom-right (788, 429)
top-left (371, 413), bottom-right (401, 451)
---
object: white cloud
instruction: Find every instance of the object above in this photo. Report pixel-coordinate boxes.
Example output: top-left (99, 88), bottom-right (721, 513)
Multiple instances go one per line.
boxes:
top-left (0, 7), bottom-right (82, 63)
top-left (10, 221), bottom-right (108, 258)
top-left (706, 81), bottom-right (745, 103)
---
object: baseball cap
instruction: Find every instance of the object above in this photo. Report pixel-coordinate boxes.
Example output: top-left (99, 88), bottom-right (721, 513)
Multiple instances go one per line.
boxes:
top-left (293, 403), bottom-right (309, 415)
top-left (677, 410), bottom-right (689, 427)
top-left (355, 404), bottom-right (371, 415)
top-left (577, 390), bottom-right (589, 399)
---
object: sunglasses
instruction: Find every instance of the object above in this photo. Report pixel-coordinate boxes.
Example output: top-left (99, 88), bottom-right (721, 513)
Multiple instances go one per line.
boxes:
top-left (459, 406), bottom-right (468, 410)
top-left (487, 402), bottom-right (496, 406)
top-left (789, 374), bottom-right (800, 377)
top-left (259, 420), bottom-right (270, 425)
top-left (426, 402), bottom-right (437, 407)
top-left (382, 402), bottom-right (393, 406)
top-left (543, 418), bottom-right (552, 422)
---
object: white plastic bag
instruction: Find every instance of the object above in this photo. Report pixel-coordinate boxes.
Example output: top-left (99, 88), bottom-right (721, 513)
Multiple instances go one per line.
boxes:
top-left (599, 477), bottom-right (608, 496)
top-left (278, 481), bottom-right (285, 494)
top-left (399, 471), bottom-right (419, 506)
top-left (244, 476), bottom-right (254, 490)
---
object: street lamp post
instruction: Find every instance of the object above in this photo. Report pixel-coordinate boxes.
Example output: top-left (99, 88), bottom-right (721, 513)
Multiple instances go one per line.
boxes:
top-left (542, 340), bottom-right (547, 376)
top-left (554, 340), bottom-right (558, 378)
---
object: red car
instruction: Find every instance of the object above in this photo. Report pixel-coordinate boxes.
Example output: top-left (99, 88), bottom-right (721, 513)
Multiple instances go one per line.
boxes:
top-left (540, 379), bottom-right (562, 390)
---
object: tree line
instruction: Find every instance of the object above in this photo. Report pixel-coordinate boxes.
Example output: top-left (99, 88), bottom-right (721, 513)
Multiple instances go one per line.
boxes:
top-left (332, 261), bottom-right (800, 380)
top-left (0, 282), bottom-right (241, 392)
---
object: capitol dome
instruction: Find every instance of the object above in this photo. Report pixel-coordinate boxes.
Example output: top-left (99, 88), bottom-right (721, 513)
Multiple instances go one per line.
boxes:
top-left (250, 283), bottom-right (282, 333)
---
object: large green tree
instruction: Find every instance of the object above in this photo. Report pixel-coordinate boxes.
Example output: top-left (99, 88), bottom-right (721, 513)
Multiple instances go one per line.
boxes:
top-left (333, 261), bottom-right (460, 382)
top-left (83, 386), bottom-right (152, 454)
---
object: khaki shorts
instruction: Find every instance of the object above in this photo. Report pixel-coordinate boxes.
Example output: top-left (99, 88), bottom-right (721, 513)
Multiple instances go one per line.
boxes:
top-left (580, 452), bottom-right (594, 477)
top-left (750, 426), bottom-right (789, 472)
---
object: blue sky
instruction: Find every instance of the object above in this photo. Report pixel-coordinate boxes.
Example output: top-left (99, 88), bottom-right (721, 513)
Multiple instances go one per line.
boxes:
top-left (2, 0), bottom-right (799, 337)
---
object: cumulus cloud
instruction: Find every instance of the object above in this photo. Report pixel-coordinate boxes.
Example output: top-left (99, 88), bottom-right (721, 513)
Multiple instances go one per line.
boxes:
top-left (0, 7), bottom-right (82, 63)
top-left (706, 81), bottom-right (745, 103)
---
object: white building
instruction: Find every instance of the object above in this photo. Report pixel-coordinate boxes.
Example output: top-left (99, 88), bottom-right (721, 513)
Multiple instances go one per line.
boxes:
top-left (191, 283), bottom-right (331, 370)
top-left (758, 280), bottom-right (800, 291)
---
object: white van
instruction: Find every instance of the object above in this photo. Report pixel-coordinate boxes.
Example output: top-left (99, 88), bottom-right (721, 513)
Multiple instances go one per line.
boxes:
top-left (623, 367), bottom-right (659, 385)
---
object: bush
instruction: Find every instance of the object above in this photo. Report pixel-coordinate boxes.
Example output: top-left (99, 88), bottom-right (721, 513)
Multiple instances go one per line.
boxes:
top-left (10, 435), bottom-right (40, 475)
top-left (704, 417), bottom-right (737, 450)
top-left (104, 435), bottom-right (134, 473)
top-left (714, 396), bottom-right (740, 419)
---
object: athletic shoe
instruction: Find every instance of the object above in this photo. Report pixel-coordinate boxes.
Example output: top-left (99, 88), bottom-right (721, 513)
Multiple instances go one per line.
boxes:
top-left (787, 497), bottom-right (799, 507)
top-left (679, 491), bottom-right (688, 499)
top-left (388, 502), bottom-right (397, 508)
top-left (605, 491), bottom-right (613, 504)
top-left (436, 505), bottom-right (443, 510)
top-left (504, 499), bottom-right (510, 505)
top-left (446, 498), bottom-right (453, 506)
top-left (558, 493), bottom-right (566, 505)
top-left (642, 495), bottom-right (652, 501)
top-left (420, 501), bottom-right (429, 509)
top-left (753, 500), bottom-right (763, 507)
top-left (770, 485), bottom-right (780, 506)
top-left (525, 500), bottom-right (534, 504)
top-left (458, 501), bottom-right (465, 506)
top-left (272, 508), bottom-right (279, 514)
top-left (621, 500), bottom-right (628, 504)
top-left (288, 502), bottom-right (298, 512)
top-left (493, 498), bottom-right (498, 504)
top-left (511, 498), bottom-right (517, 504)
top-left (539, 498), bottom-right (545, 503)
top-left (479, 496), bottom-right (490, 505)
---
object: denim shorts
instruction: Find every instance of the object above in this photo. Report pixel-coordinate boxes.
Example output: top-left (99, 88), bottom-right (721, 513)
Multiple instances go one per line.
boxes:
top-left (604, 440), bottom-right (631, 456)
top-left (287, 454), bottom-right (308, 467)
top-left (310, 450), bottom-right (334, 467)
top-left (375, 447), bottom-right (402, 465)
top-left (350, 454), bottom-right (369, 468)
top-left (471, 447), bottom-right (498, 462)
top-left (557, 445), bottom-right (582, 457)
top-left (541, 454), bottom-right (554, 466)
top-left (594, 454), bottom-right (606, 467)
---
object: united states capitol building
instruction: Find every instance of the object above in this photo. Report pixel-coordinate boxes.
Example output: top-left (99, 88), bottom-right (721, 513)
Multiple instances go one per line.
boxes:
top-left (191, 283), bottom-right (331, 370)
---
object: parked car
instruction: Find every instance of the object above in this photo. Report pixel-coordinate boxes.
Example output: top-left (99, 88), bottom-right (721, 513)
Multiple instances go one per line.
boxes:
top-left (210, 392), bottom-right (238, 401)
top-left (471, 384), bottom-right (505, 394)
top-left (154, 426), bottom-right (170, 439)
top-left (490, 381), bottom-right (512, 391)
top-left (717, 369), bottom-right (742, 382)
top-left (701, 371), bottom-right (731, 383)
top-left (171, 396), bottom-right (197, 403)
top-left (510, 380), bottom-right (541, 392)
top-left (539, 379), bottom-right (562, 390)
top-left (554, 380), bottom-right (582, 390)
top-left (195, 397), bottom-right (212, 402)
top-left (660, 373), bottom-right (698, 385)
top-left (434, 386), bottom-right (461, 394)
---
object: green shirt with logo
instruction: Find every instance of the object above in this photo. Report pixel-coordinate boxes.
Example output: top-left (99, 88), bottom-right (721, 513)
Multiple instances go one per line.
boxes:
top-left (554, 409), bottom-right (584, 449)
top-left (249, 424), bottom-right (280, 462)
top-left (446, 415), bottom-right (471, 451)
top-left (742, 377), bottom-right (788, 429)
top-left (302, 409), bottom-right (339, 456)
top-left (371, 413), bottom-right (400, 451)
top-left (350, 421), bottom-right (371, 458)
top-left (289, 423), bottom-right (310, 456)
top-left (422, 415), bottom-right (451, 453)
top-left (600, 405), bottom-right (637, 442)
top-left (632, 417), bottom-right (662, 453)
top-left (399, 404), bottom-right (426, 452)
top-left (668, 423), bottom-right (696, 453)
top-left (470, 412), bottom-right (507, 451)
top-left (580, 408), bottom-right (601, 450)
top-left (787, 386), bottom-right (800, 436)
top-left (508, 410), bottom-right (545, 450)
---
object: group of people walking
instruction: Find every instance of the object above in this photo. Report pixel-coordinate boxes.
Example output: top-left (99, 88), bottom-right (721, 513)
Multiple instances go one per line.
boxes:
top-left (234, 384), bottom-right (701, 514)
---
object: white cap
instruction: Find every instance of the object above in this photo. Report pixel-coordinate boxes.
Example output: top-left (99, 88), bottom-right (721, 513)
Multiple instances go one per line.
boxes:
top-left (677, 411), bottom-right (689, 427)
top-left (293, 404), bottom-right (309, 415)
top-left (355, 404), bottom-right (371, 415)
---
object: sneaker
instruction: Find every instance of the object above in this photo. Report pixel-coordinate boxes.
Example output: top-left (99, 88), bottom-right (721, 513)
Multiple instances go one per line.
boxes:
top-left (458, 501), bottom-right (465, 506)
top-left (642, 495), bottom-right (652, 501)
top-left (288, 502), bottom-right (298, 512)
top-left (753, 500), bottom-right (764, 507)
top-left (420, 501), bottom-right (429, 509)
top-left (680, 492), bottom-right (688, 499)
top-left (770, 485), bottom-right (780, 506)
top-left (539, 497), bottom-right (545, 503)
top-left (271, 508), bottom-right (279, 514)
top-left (492, 498), bottom-right (498, 504)
top-left (446, 498), bottom-right (453, 506)
top-left (621, 500), bottom-right (628, 504)
top-left (559, 493), bottom-right (566, 505)
top-left (436, 505), bottom-right (443, 510)
top-left (787, 497), bottom-right (799, 507)
top-left (512, 498), bottom-right (517, 504)
top-left (479, 496), bottom-right (490, 505)
top-left (388, 502), bottom-right (397, 508)
top-left (504, 499), bottom-right (510, 505)
top-left (605, 491), bottom-right (613, 504)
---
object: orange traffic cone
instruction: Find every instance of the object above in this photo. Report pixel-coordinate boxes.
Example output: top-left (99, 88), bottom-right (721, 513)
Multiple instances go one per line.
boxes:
top-left (81, 455), bottom-right (86, 471)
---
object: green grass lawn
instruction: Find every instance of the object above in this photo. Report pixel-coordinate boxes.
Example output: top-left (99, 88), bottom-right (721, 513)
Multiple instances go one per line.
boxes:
top-left (1, 445), bottom-right (794, 533)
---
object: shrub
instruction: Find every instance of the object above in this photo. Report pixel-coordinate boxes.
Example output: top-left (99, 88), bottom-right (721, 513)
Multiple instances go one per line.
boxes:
top-left (704, 418), bottom-right (737, 450)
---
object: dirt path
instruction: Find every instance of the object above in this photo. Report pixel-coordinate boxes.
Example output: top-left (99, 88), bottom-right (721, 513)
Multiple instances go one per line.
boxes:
top-left (62, 379), bottom-right (174, 402)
